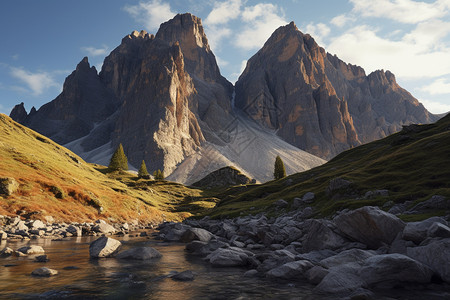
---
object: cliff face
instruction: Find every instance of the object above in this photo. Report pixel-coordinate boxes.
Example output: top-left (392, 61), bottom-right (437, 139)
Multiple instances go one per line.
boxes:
top-left (235, 22), bottom-right (437, 159)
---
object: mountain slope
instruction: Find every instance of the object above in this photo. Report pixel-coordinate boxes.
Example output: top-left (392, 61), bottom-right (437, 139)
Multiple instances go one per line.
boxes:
top-left (0, 114), bottom-right (216, 222)
top-left (235, 22), bottom-right (438, 159)
top-left (207, 113), bottom-right (450, 219)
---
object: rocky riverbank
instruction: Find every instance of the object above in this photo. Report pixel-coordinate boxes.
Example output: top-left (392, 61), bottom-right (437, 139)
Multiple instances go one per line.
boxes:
top-left (154, 206), bottom-right (450, 298)
top-left (0, 215), bottom-right (153, 242)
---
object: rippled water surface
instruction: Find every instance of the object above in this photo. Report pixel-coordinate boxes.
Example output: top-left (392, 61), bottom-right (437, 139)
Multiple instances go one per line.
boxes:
top-left (0, 234), bottom-right (322, 300)
top-left (1, 234), bottom-right (449, 300)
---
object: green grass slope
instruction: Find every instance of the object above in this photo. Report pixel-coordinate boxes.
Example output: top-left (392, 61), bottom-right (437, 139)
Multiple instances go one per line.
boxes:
top-left (207, 113), bottom-right (450, 220)
top-left (0, 114), bottom-right (217, 223)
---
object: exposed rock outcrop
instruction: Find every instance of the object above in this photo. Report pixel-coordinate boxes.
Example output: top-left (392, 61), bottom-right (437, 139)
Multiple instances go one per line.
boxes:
top-left (192, 166), bottom-right (251, 188)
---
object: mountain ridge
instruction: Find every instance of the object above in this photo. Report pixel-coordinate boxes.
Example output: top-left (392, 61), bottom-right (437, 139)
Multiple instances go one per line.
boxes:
top-left (10, 13), bottom-right (437, 182)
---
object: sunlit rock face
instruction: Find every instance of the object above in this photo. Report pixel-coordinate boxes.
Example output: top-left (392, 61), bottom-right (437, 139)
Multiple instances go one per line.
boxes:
top-left (235, 22), bottom-right (437, 159)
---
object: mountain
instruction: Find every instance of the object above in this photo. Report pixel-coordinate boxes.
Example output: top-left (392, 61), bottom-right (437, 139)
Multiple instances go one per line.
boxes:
top-left (235, 22), bottom-right (438, 159)
top-left (11, 14), bottom-right (324, 183)
top-left (207, 112), bottom-right (450, 219)
top-left (0, 114), bottom-right (216, 222)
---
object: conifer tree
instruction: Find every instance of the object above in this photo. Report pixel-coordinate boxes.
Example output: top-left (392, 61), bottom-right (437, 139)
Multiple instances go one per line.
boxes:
top-left (138, 160), bottom-right (149, 178)
top-left (153, 169), bottom-right (165, 180)
top-left (109, 143), bottom-right (128, 171)
top-left (274, 155), bottom-right (286, 180)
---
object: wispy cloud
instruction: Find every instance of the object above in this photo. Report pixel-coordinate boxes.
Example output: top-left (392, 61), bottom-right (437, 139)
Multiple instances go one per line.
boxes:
top-left (421, 78), bottom-right (450, 95)
top-left (81, 45), bottom-right (109, 57)
top-left (350, 0), bottom-right (450, 24)
top-left (305, 22), bottom-right (331, 47)
top-left (10, 67), bottom-right (59, 96)
top-left (123, 0), bottom-right (176, 32)
top-left (205, 0), bottom-right (242, 25)
top-left (419, 98), bottom-right (450, 114)
top-left (235, 3), bottom-right (287, 50)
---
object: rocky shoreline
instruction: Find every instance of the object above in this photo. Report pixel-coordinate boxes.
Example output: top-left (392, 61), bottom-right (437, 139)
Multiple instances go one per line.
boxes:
top-left (155, 206), bottom-right (450, 298)
top-left (1, 206), bottom-right (450, 298)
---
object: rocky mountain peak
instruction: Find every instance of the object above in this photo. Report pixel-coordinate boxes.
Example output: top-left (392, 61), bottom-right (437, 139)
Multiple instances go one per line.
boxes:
top-left (9, 102), bottom-right (27, 123)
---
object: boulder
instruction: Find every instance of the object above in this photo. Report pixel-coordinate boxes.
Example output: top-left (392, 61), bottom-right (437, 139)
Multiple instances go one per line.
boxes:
top-left (0, 247), bottom-right (14, 257)
top-left (35, 255), bottom-right (49, 262)
top-left (319, 249), bottom-right (375, 268)
top-left (0, 230), bottom-right (7, 240)
top-left (207, 247), bottom-right (251, 267)
top-left (116, 247), bottom-right (162, 260)
top-left (92, 222), bottom-right (116, 235)
top-left (334, 206), bottom-right (405, 249)
top-left (171, 270), bottom-right (195, 281)
top-left (66, 224), bottom-right (82, 236)
top-left (326, 177), bottom-right (352, 195)
top-left (274, 199), bottom-right (289, 208)
top-left (302, 219), bottom-right (347, 252)
top-left (407, 239), bottom-right (450, 283)
top-left (31, 267), bottom-right (58, 276)
top-left (89, 236), bottom-right (122, 258)
top-left (306, 266), bottom-right (329, 285)
top-left (180, 228), bottom-right (213, 243)
top-left (402, 216), bottom-right (447, 244)
top-left (17, 245), bottom-right (45, 255)
top-left (302, 192), bottom-right (315, 203)
top-left (315, 264), bottom-right (365, 294)
top-left (266, 260), bottom-right (314, 279)
top-left (359, 253), bottom-right (433, 287)
top-left (427, 222), bottom-right (450, 239)
top-left (29, 220), bottom-right (45, 230)
top-left (0, 177), bottom-right (19, 196)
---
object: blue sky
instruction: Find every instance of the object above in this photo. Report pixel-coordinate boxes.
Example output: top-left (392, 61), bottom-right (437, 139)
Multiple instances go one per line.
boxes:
top-left (1, 0), bottom-right (450, 116)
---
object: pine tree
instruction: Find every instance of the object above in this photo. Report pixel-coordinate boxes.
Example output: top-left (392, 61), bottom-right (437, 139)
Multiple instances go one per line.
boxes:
top-left (138, 160), bottom-right (149, 178)
top-left (109, 143), bottom-right (128, 171)
top-left (153, 169), bottom-right (165, 180)
top-left (274, 155), bottom-right (286, 180)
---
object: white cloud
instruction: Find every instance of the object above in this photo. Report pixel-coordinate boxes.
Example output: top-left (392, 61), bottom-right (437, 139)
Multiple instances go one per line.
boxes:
top-left (204, 26), bottom-right (232, 52)
top-left (419, 98), bottom-right (450, 114)
top-left (236, 3), bottom-right (287, 50)
top-left (331, 14), bottom-right (354, 27)
top-left (305, 23), bottom-right (330, 47)
top-left (230, 59), bottom-right (248, 83)
top-left (327, 25), bottom-right (450, 79)
top-left (81, 45), bottom-right (109, 57)
top-left (123, 0), bottom-right (176, 32)
top-left (420, 78), bottom-right (450, 95)
top-left (350, 0), bottom-right (450, 24)
top-left (205, 0), bottom-right (242, 25)
top-left (215, 55), bottom-right (229, 68)
top-left (10, 67), bottom-right (58, 96)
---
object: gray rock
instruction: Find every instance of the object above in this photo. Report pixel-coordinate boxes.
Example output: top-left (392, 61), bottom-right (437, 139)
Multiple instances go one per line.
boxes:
top-left (315, 264), bottom-right (365, 294)
top-left (92, 222), bottom-right (116, 235)
top-left (306, 266), bottom-right (329, 285)
top-left (180, 228), bottom-right (213, 243)
top-left (302, 192), bottom-right (315, 203)
top-left (31, 267), bottom-right (58, 276)
top-left (409, 195), bottom-right (450, 212)
top-left (302, 219), bottom-right (347, 252)
top-left (116, 247), bottom-right (162, 260)
top-left (35, 255), bottom-right (49, 262)
top-left (244, 269), bottom-right (259, 277)
top-left (326, 177), bottom-right (352, 195)
top-left (171, 270), bottom-right (195, 281)
top-left (364, 190), bottom-right (388, 199)
top-left (17, 245), bottom-right (45, 255)
top-left (29, 220), bottom-right (45, 230)
top-left (0, 177), bottom-right (19, 196)
top-left (319, 249), bottom-right (375, 268)
top-left (66, 224), bottom-right (82, 236)
top-left (266, 260), bottom-right (314, 279)
top-left (427, 222), bottom-right (450, 239)
top-left (274, 199), bottom-right (289, 208)
top-left (334, 206), bottom-right (405, 249)
top-left (208, 247), bottom-right (251, 267)
top-left (359, 253), bottom-right (433, 287)
top-left (296, 249), bottom-right (337, 264)
top-left (16, 220), bottom-right (29, 232)
top-left (402, 216), bottom-right (447, 244)
top-left (407, 239), bottom-right (450, 283)
top-left (89, 236), bottom-right (122, 258)
top-left (0, 247), bottom-right (14, 257)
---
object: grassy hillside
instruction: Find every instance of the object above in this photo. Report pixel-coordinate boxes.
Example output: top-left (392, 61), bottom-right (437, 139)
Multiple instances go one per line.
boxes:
top-left (0, 114), bottom-right (217, 223)
top-left (207, 113), bottom-right (450, 220)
